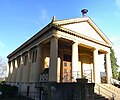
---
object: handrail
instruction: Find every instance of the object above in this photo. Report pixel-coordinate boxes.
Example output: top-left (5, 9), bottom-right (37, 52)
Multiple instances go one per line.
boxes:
top-left (61, 71), bottom-right (92, 82)
top-left (61, 71), bottom-right (81, 82)
top-left (95, 84), bottom-right (116, 100)
top-left (110, 77), bottom-right (120, 85)
top-left (62, 72), bottom-right (72, 82)
top-left (20, 92), bottom-right (40, 99)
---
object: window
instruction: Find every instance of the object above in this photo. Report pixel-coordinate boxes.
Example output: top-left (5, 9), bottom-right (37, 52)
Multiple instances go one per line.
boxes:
top-left (17, 57), bottom-right (21, 68)
top-left (63, 54), bottom-right (71, 61)
top-left (64, 69), bottom-right (67, 73)
top-left (35, 50), bottom-right (37, 62)
top-left (32, 51), bottom-right (35, 63)
top-left (64, 62), bottom-right (67, 66)
top-left (32, 50), bottom-right (37, 63)
top-left (13, 60), bottom-right (15, 69)
top-left (24, 55), bottom-right (28, 65)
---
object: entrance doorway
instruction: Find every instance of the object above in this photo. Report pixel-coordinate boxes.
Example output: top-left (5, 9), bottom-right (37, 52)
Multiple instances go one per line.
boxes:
top-left (62, 54), bottom-right (72, 82)
top-left (83, 63), bottom-right (92, 82)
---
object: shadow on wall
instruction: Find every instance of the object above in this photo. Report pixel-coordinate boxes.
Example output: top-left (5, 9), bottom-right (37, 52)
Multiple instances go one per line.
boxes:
top-left (35, 82), bottom-right (95, 100)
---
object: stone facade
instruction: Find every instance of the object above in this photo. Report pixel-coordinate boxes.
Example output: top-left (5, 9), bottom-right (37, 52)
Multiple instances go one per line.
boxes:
top-left (6, 16), bottom-right (112, 91)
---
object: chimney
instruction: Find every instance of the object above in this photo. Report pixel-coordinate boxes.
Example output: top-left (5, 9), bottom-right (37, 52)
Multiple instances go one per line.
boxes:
top-left (52, 16), bottom-right (56, 22)
top-left (81, 9), bottom-right (88, 17)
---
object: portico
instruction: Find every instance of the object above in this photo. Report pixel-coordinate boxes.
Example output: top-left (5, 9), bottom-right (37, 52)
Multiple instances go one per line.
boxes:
top-left (7, 16), bottom-right (112, 84)
top-left (47, 36), bottom-right (112, 83)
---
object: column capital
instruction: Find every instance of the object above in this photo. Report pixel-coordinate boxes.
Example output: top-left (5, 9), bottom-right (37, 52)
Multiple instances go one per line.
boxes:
top-left (72, 40), bottom-right (79, 44)
top-left (106, 51), bottom-right (110, 54)
top-left (92, 47), bottom-right (99, 51)
top-left (72, 42), bottom-right (79, 45)
top-left (51, 35), bottom-right (59, 40)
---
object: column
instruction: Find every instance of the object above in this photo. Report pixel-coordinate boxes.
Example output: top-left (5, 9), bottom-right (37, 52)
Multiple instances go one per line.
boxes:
top-left (93, 49), bottom-right (100, 83)
top-left (10, 61), bottom-right (13, 82)
top-left (105, 52), bottom-right (112, 84)
top-left (57, 57), bottom-right (61, 82)
top-left (27, 50), bottom-right (31, 82)
top-left (60, 50), bottom-right (63, 82)
top-left (7, 61), bottom-right (11, 82)
top-left (10, 61), bottom-right (14, 82)
top-left (7, 62), bottom-right (11, 81)
top-left (49, 36), bottom-right (58, 82)
top-left (13, 59), bottom-right (18, 82)
top-left (34, 44), bottom-right (41, 82)
top-left (72, 42), bottom-right (79, 82)
top-left (19, 56), bottom-right (24, 82)
top-left (39, 45), bottom-right (44, 74)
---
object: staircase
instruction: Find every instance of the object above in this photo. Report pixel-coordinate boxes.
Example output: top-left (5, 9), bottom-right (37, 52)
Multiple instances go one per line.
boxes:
top-left (94, 83), bottom-right (120, 100)
top-left (99, 84), bottom-right (120, 100)
top-left (90, 93), bottom-right (109, 100)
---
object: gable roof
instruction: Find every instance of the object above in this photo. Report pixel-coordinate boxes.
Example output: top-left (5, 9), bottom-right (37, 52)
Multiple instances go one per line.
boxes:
top-left (53, 17), bottom-right (112, 47)
top-left (7, 16), bottom-right (112, 58)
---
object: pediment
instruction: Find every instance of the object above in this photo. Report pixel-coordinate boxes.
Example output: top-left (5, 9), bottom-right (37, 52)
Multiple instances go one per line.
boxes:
top-left (54, 17), bottom-right (112, 46)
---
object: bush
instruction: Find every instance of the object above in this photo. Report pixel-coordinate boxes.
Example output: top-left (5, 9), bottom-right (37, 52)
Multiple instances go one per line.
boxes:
top-left (0, 84), bottom-right (18, 97)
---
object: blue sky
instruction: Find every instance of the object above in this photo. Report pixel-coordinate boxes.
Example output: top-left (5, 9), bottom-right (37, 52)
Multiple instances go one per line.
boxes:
top-left (0, 0), bottom-right (120, 65)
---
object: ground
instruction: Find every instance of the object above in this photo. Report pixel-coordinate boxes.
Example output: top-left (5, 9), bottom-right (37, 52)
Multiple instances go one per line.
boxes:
top-left (0, 95), bottom-right (33, 100)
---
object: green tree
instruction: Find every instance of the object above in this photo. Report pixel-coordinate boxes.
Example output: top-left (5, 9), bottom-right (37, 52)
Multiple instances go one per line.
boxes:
top-left (0, 57), bottom-right (7, 81)
top-left (110, 48), bottom-right (119, 79)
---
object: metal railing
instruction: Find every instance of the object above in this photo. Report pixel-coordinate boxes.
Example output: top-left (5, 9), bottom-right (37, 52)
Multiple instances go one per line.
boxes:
top-left (84, 70), bottom-right (92, 82)
top-left (95, 84), bottom-right (116, 100)
top-left (110, 77), bottom-right (120, 86)
top-left (61, 71), bottom-right (81, 82)
top-left (61, 70), bottom-right (92, 83)
top-left (20, 92), bottom-right (40, 100)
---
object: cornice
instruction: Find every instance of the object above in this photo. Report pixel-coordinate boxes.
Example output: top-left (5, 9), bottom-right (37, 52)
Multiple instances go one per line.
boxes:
top-left (53, 25), bottom-right (111, 48)
top-left (53, 17), bottom-right (89, 26)
top-left (7, 22), bottom-right (53, 58)
top-left (53, 17), bottom-right (112, 46)
top-left (7, 16), bottom-right (112, 59)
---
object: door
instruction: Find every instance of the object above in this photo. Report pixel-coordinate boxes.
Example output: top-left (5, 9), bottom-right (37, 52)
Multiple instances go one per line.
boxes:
top-left (62, 54), bottom-right (72, 82)
top-left (83, 63), bottom-right (92, 82)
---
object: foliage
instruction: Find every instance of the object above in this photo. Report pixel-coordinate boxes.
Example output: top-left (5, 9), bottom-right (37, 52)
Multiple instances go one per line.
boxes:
top-left (110, 48), bottom-right (119, 79)
top-left (0, 57), bottom-right (7, 81)
top-left (0, 83), bottom-right (18, 97)
top-left (118, 72), bottom-right (120, 81)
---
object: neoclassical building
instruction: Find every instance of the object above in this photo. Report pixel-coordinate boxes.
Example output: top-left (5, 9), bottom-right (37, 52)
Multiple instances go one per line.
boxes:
top-left (7, 16), bottom-right (112, 85)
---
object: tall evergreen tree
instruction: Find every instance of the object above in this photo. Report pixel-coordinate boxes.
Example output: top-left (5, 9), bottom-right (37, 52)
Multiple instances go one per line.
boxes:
top-left (110, 48), bottom-right (119, 79)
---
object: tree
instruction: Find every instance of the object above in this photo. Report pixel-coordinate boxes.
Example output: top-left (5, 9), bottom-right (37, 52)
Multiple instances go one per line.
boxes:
top-left (110, 48), bottom-right (119, 79)
top-left (0, 57), bottom-right (7, 81)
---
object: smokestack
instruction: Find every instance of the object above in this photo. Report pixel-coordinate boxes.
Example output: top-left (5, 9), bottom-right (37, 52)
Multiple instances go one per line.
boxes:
top-left (52, 16), bottom-right (56, 22)
top-left (81, 9), bottom-right (88, 17)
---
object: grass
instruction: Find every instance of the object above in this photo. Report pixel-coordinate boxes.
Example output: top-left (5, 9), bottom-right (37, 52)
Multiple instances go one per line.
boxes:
top-left (0, 95), bottom-right (33, 100)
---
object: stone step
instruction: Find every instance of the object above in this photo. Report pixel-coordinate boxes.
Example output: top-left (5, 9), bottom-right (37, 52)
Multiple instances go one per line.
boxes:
top-left (97, 84), bottom-right (120, 100)
top-left (90, 93), bottom-right (109, 100)
top-left (102, 84), bottom-right (120, 94)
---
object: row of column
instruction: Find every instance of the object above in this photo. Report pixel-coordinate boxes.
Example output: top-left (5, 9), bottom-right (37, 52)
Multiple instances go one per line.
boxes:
top-left (72, 43), bottom-right (112, 83)
top-left (7, 35), bottom-right (112, 83)
top-left (48, 36), bottom-right (112, 83)
top-left (8, 56), bottom-right (24, 82)
top-left (7, 44), bottom-right (43, 82)
top-left (7, 35), bottom-right (59, 82)
top-left (93, 49), bottom-right (112, 83)
top-left (7, 36), bottom-right (58, 83)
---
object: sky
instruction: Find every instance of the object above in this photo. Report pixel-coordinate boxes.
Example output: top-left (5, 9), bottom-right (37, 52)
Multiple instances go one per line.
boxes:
top-left (0, 0), bottom-right (120, 66)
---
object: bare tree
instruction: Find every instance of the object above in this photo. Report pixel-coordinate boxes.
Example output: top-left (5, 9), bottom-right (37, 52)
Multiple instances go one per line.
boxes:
top-left (0, 57), bottom-right (7, 81)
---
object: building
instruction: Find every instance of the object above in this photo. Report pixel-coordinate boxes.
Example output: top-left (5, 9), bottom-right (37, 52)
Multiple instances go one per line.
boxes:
top-left (6, 15), bottom-right (112, 94)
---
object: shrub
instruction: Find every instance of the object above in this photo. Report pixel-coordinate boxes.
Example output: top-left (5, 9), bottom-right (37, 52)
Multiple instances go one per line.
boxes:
top-left (0, 83), bottom-right (18, 97)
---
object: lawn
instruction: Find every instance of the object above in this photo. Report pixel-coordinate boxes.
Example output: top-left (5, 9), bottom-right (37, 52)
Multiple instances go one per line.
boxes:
top-left (0, 95), bottom-right (33, 100)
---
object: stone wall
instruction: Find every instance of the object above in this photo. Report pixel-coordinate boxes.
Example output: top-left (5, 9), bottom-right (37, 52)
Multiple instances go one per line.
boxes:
top-left (36, 82), bottom-right (95, 100)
